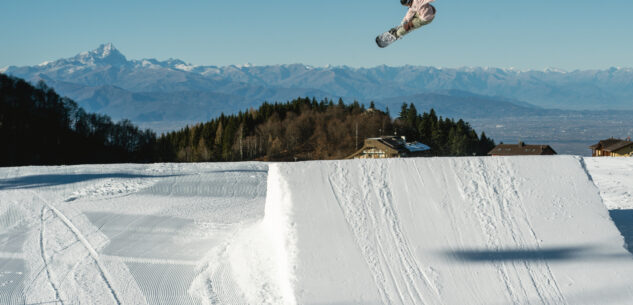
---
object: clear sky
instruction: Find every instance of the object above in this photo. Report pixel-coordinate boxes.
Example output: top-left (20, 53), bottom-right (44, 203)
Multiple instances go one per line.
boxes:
top-left (1, 0), bottom-right (632, 70)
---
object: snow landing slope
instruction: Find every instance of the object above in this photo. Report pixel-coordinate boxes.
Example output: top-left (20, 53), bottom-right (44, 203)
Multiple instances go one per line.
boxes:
top-left (270, 156), bottom-right (633, 305)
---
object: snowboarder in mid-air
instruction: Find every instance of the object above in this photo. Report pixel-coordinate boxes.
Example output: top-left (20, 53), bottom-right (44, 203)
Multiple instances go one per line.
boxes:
top-left (376, 0), bottom-right (437, 48)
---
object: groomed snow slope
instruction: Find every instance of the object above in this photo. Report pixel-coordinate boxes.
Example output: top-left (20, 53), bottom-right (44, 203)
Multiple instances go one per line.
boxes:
top-left (271, 156), bottom-right (633, 305)
top-left (584, 157), bottom-right (633, 210)
top-left (2, 157), bottom-right (633, 304)
top-left (0, 163), bottom-right (270, 305)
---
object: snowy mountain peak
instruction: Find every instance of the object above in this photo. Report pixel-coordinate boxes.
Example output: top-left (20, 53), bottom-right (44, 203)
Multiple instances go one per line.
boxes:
top-left (95, 43), bottom-right (118, 58)
top-left (544, 67), bottom-right (568, 73)
top-left (0, 66), bottom-right (7, 74)
top-left (237, 62), bottom-right (254, 68)
top-left (74, 43), bottom-right (128, 66)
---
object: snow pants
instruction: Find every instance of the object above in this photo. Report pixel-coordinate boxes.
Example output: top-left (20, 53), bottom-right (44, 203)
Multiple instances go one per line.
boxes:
top-left (396, 12), bottom-right (435, 38)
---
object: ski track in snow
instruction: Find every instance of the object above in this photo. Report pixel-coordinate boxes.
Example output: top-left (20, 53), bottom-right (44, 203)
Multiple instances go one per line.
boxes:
top-left (453, 158), bottom-right (567, 305)
top-left (328, 160), bottom-right (441, 305)
top-left (363, 160), bottom-right (440, 304)
top-left (34, 192), bottom-right (123, 305)
top-left (329, 162), bottom-right (390, 302)
top-left (39, 206), bottom-right (64, 305)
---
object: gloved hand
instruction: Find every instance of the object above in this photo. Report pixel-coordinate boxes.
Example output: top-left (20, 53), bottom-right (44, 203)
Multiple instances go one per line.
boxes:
top-left (402, 21), bottom-right (412, 31)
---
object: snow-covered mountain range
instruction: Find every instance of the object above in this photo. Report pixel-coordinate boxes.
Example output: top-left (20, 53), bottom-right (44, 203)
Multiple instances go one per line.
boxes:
top-left (3, 43), bottom-right (633, 128)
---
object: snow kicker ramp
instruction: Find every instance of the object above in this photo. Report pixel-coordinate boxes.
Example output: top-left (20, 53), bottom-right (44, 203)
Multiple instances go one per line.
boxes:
top-left (266, 156), bottom-right (633, 305)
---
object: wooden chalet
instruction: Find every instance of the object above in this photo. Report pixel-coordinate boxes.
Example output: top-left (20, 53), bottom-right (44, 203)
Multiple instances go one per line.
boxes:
top-left (347, 136), bottom-right (431, 159)
top-left (488, 142), bottom-right (557, 156)
top-left (590, 138), bottom-right (633, 157)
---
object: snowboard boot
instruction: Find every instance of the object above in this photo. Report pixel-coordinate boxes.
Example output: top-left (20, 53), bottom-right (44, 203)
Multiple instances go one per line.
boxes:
top-left (389, 27), bottom-right (400, 39)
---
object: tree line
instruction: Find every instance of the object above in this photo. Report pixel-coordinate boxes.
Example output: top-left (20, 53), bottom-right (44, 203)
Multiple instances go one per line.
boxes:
top-left (159, 99), bottom-right (496, 162)
top-left (157, 98), bottom-right (393, 162)
top-left (0, 74), bottom-right (155, 166)
top-left (396, 103), bottom-right (495, 156)
top-left (1, 74), bottom-right (496, 165)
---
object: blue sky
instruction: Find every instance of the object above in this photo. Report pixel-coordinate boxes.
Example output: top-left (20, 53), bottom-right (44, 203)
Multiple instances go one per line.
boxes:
top-left (1, 0), bottom-right (632, 70)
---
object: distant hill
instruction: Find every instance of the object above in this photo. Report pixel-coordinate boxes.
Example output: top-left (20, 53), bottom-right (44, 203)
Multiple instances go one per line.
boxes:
top-left (3, 43), bottom-right (633, 131)
top-left (378, 90), bottom-right (560, 119)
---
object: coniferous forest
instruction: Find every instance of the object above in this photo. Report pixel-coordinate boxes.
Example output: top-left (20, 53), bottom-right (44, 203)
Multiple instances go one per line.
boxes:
top-left (158, 99), bottom-right (496, 162)
top-left (1, 75), bottom-right (495, 165)
top-left (0, 74), bottom-right (156, 166)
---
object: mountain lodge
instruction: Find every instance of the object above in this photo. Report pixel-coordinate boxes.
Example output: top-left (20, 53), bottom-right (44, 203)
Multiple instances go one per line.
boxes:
top-left (347, 136), bottom-right (431, 159)
top-left (488, 142), bottom-right (557, 156)
top-left (590, 138), bottom-right (633, 157)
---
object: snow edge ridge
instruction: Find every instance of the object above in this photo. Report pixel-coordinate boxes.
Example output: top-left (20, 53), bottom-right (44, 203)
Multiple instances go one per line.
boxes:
top-left (263, 163), bottom-right (298, 305)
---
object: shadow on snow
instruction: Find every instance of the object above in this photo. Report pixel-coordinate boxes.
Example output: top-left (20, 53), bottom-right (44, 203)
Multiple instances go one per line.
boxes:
top-left (0, 168), bottom-right (268, 191)
top-left (0, 173), bottom-right (179, 190)
top-left (610, 209), bottom-right (633, 255)
top-left (445, 245), bottom-right (631, 262)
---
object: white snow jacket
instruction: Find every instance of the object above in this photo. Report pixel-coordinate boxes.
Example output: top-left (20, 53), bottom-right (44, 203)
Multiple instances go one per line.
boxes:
top-left (402, 0), bottom-right (436, 25)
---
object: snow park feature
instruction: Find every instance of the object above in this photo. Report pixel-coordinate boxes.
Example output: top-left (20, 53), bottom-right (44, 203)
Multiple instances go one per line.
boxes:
top-left (1, 157), bottom-right (633, 304)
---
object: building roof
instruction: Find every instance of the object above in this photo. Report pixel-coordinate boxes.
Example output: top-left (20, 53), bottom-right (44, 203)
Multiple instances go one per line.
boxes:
top-left (375, 136), bottom-right (406, 151)
top-left (603, 140), bottom-right (633, 152)
top-left (347, 136), bottom-right (431, 159)
top-left (488, 142), bottom-right (557, 156)
top-left (589, 138), bottom-right (623, 149)
top-left (406, 142), bottom-right (431, 152)
top-left (367, 136), bottom-right (430, 153)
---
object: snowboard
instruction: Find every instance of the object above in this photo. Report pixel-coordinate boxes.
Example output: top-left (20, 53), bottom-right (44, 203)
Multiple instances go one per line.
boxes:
top-left (376, 28), bottom-right (399, 48)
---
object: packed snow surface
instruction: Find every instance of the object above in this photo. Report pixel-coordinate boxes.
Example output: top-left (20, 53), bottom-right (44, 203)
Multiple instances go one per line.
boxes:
top-left (584, 157), bottom-right (633, 210)
top-left (1, 156), bottom-right (633, 304)
top-left (0, 163), bottom-right (269, 305)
